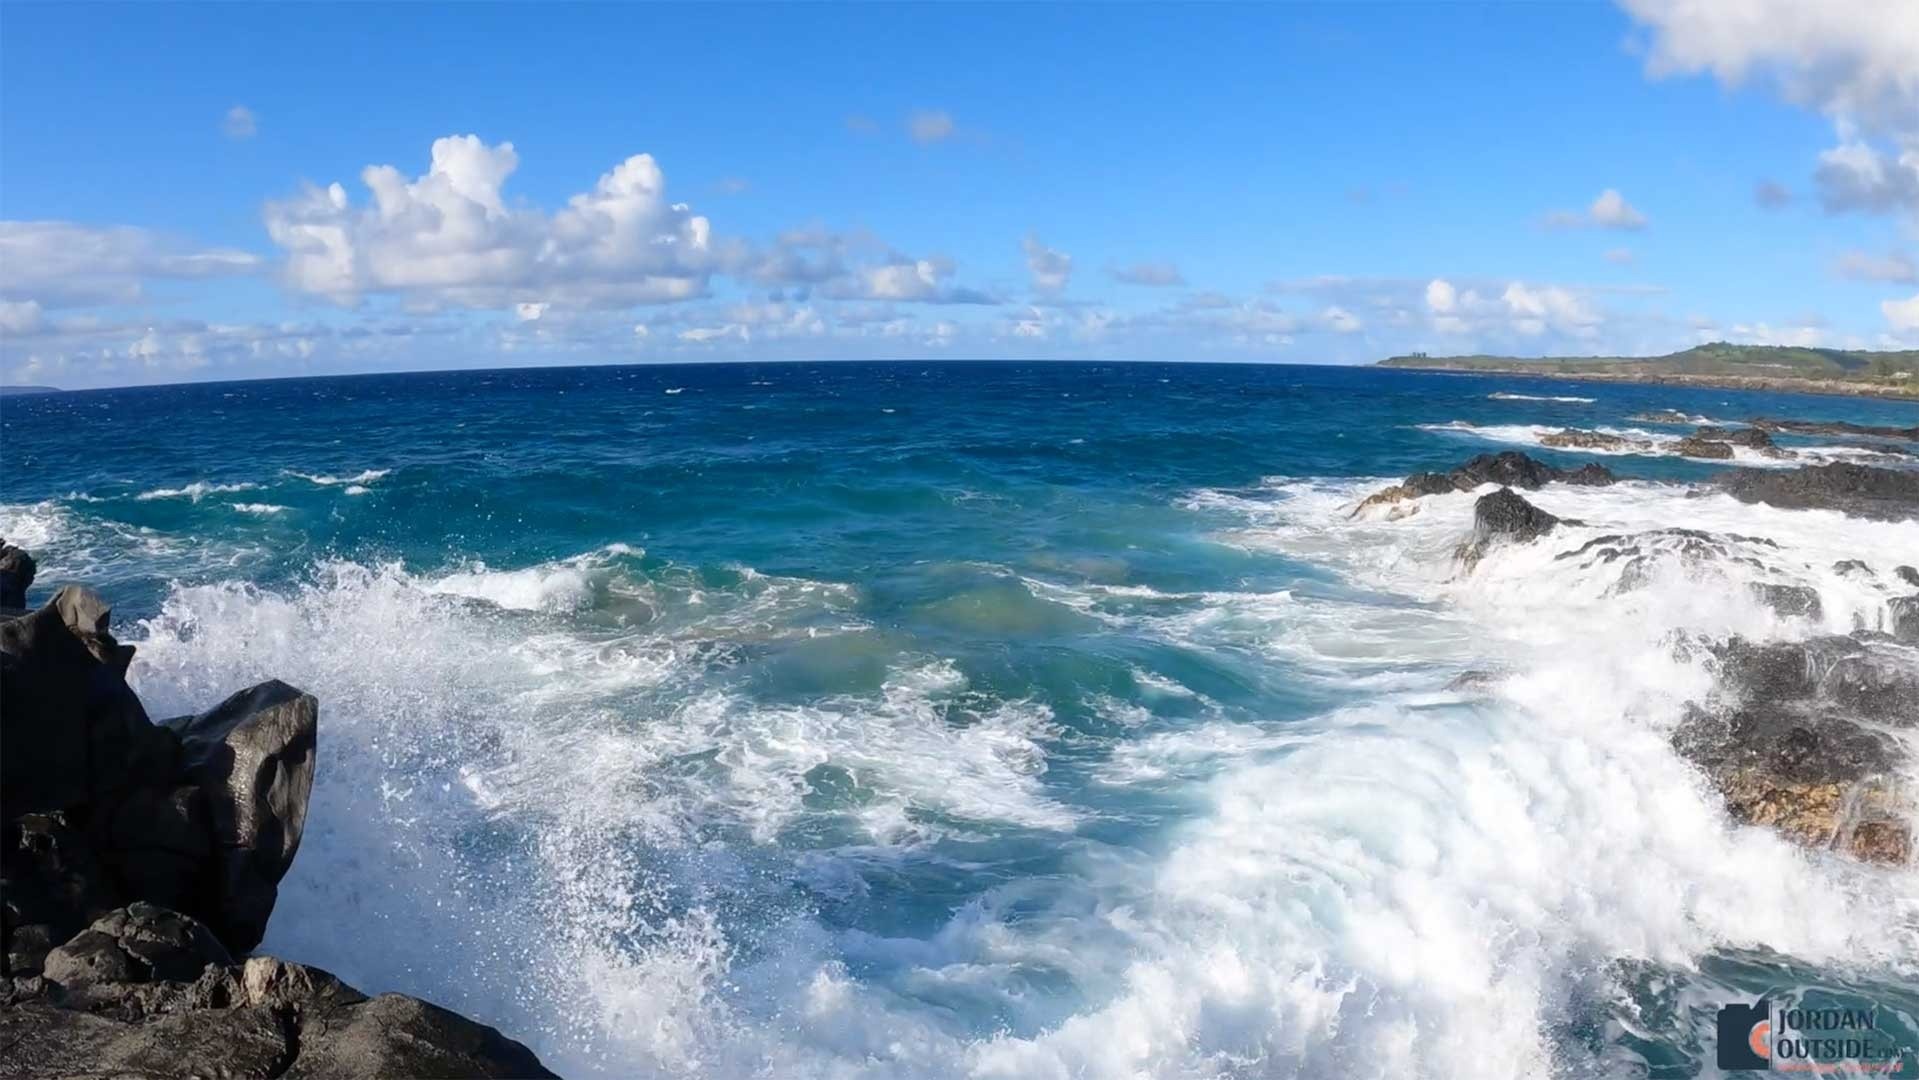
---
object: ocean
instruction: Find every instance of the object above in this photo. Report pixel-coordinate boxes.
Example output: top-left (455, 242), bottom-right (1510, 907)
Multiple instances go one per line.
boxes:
top-left (3, 360), bottom-right (1917, 1078)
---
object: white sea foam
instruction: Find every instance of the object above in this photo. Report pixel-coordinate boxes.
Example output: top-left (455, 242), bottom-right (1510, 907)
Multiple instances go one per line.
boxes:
top-left (135, 480), bottom-right (261, 501)
top-left (230, 502), bottom-right (289, 515)
top-left (1420, 420), bottom-right (1906, 466)
top-left (287, 468), bottom-right (390, 486)
top-left (1488, 391), bottom-right (1596, 403)
top-left (100, 465), bottom-right (1919, 1079)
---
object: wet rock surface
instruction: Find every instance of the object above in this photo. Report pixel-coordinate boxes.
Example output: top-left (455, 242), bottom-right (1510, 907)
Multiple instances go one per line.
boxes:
top-left (1456, 487), bottom-right (1571, 567)
top-left (1748, 417), bottom-right (1919, 443)
top-left (1353, 451), bottom-right (1615, 518)
top-left (1715, 462), bottom-right (1919, 521)
top-left (1673, 633), bottom-right (1917, 864)
top-left (0, 569), bottom-right (559, 1078)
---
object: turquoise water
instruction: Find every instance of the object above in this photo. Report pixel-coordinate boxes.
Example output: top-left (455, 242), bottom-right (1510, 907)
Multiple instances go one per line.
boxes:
top-left (4, 361), bottom-right (1917, 1078)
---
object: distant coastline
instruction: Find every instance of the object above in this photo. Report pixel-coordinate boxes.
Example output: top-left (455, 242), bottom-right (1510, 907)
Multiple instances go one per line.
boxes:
top-left (1378, 343), bottom-right (1919, 401)
top-left (0, 384), bottom-right (61, 396)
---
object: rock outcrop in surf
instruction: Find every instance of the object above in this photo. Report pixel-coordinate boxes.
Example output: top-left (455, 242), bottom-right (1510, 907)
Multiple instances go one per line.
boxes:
top-left (1673, 634), bottom-right (1916, 864)
top-left (0, 565), bottom-right (557, 1078)
top-left (1352, 451), bottom-right (1615, 518)
top-left (1715, 462), bottom-right (1919, 521)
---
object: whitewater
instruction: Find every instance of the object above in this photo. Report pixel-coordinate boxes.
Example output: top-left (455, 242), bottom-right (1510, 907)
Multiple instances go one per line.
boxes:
top-left (3, 361), bottom-right (1916, 1078)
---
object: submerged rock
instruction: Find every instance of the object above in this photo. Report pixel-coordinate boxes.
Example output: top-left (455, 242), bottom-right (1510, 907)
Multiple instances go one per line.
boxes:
top-left (1540, 428), bottom-right (1647, 452)
top-left (1673, 435), bottom-right (1734, 459)
top-left (1749, 417), bottom-right (1919, 442)
top-left (1716, 462), bottom-right (1919, 521)
top-left (1690, 424), bottom-right (1778, 451)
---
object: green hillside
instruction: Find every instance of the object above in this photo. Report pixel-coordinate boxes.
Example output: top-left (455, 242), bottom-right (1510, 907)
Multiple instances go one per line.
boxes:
top-left (1379, 343), bottom-right (1919, 391)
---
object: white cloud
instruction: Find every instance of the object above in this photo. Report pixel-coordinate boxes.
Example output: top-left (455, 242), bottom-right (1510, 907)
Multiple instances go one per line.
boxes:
top-left (0, 222), bottom-right (261, 308)
top-left (1884, 292), bottom-right (1919, 331)
top-left (1321, 305), bottom-right (1362, 333)
top-left (1834, 249), bottom-right (1917, 283)
top-left (1620, 1), bottom-right (1919, 216)
top-left (1729, 320), bottom-right (1828, 346)
top-left (0, 299), bottom-right (44, 335)
top-left (263, 135), bottom-right (719, 309)
top-left (1421, 276), bottom-right (1603, 339)
top-left (907, 110), bottom-right (956, 145)
top-left (1500, 282), bottom-right (1602, 337)
top-left (223, 105), bottom-right (258, 140)
top-left (1545, 188), bottom-right (1648, 230)
top-left (1021, 233), bottom-right (1072, 295)
top-left (1814, 138), bottom-right (1919, 213)
top-left (1110, 261), bottom-right (1185, 287)
top-left (1620, 0), bottom-right (1919, 137)
top-left (821, 255), bottom-right (996, 305)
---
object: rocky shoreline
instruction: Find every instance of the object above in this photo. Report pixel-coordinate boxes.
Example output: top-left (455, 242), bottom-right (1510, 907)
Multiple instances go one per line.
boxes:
top-left (0, 547), bottom-right (558, 1078)
top-left (1382, 363), bottom-right (1919, 401)
top-left (1353, 453), bottom-right (1919, 866)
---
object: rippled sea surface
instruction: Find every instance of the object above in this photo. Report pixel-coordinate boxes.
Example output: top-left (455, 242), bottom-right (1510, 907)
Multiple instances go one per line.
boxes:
top-left (5, 361), bottom-right (1918, 1078)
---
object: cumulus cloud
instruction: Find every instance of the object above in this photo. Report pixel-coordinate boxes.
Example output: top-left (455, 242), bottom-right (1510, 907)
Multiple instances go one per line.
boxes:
top-left (1110, 261), bottom-right (1185, 287)
top-left (1884, 293), bottom-right (1919, 331)
top-left (818, 255), bottom-right (997, 305)
top-left (223, 105), bottom-right (258, 140)
top-left (0, 222), bottom-right (261, 308)
top-left (1620, 0), bottom-right (1919, 137)
top-left (1620, 0), bottom-right (1919, 216)
top-left (1813, 138), bottom-right (1919, 213)
top-left (1423, 276), bottom-right (1603, 339)
top-left (1022, 233), bottom-right (1072, 295)
top-left (1544, 188), bottom-right (1648, 230)
top-left (263, 135), bottom-right (720, 310)
top-left (907, 110), bottom-right (956, 145)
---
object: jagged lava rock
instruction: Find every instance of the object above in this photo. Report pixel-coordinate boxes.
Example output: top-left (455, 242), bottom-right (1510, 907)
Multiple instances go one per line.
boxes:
top-left (162, 680), bottom-right (317, 953)
top-left (1716, 462), bottom-right (1919, 521)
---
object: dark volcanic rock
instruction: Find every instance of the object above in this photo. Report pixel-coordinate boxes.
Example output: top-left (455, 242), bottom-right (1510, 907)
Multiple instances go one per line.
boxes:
top-left (1891, 596), bottom-right (1919, 643)
top-left (0, 539), bottom-right (33, 610)
top-left (1716, 462), bottom-right (1919, 521)
top-left (0, 945), bottom-right (557, 1080)
top-left (1898, 566), bottom-right (1919, 587)
top-left (41, 903), bottom-right (232, 988)
top-left (0, 587), bottom-right (177, 821)
top-left (288, 991), bottom-right (558, 1079)
top-left (0, 546), bottom-right (559, 1078)
top-left (1690, 425), bottom-right (1777, 450)
top-left (1673, 435), bottom-right (1734, 459)
top-left (163, 680), bottom-right (317, 953)
top-left (1456, 488), bottom-right (1568, 567)
top-left (1749, 417), bottom-right (1919, 442)
top-left (1748, 582), bottom-right (1822, 619)
top-left (1540, 428), bottom-right (1647, 452)
top-left (1673, 633), bottom-right (1918, 863)
top-left (1352, 452), bottom-right (1615, 518)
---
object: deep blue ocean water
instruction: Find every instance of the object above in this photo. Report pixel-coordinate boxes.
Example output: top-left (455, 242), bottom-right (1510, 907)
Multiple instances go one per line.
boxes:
top-left (4, 361), bottom-right (1917, 1078)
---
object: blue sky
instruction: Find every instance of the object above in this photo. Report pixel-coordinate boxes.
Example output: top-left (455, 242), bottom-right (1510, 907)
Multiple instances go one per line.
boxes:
top-left (1, 1), bottom-right (1914, 388)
